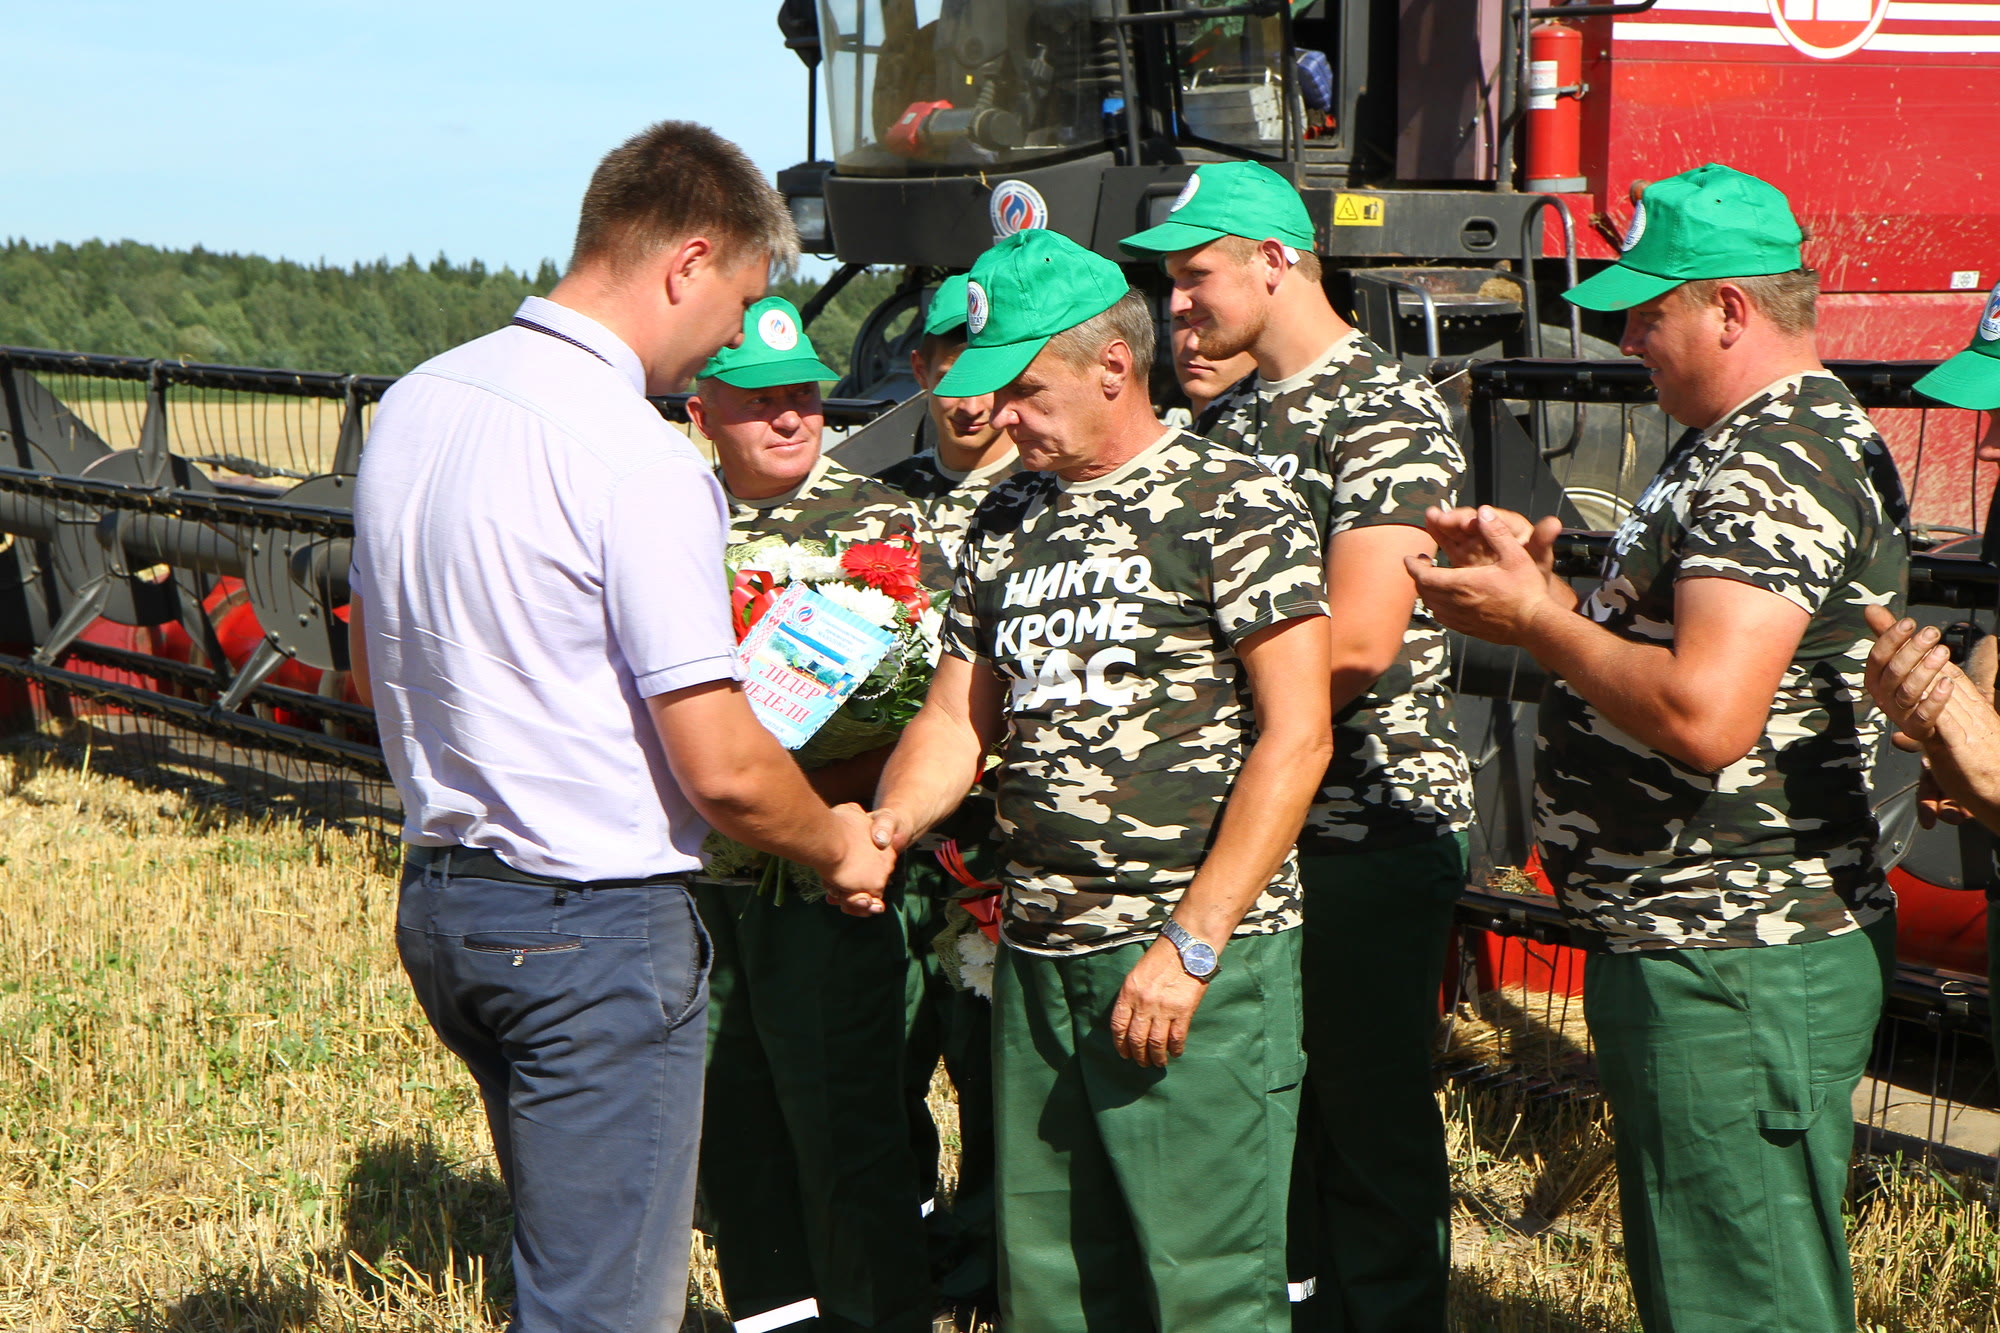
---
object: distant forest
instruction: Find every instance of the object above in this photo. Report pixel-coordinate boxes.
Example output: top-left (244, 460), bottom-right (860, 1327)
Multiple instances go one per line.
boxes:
top-left (0, 238), bottom-right (898, 380)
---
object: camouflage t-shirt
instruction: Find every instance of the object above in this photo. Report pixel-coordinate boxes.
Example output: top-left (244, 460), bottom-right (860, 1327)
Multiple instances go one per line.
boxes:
top-left (1536, 373), bottom-right (1910, 952)
top-left (1203, 331), bottom-right (1473, 852)
top-left (723, 453), bottom-right (941, 587)
top-left (941, 428), bottom-right (1327, 956)
top-left (874, 440), bottom-right (1022, 574)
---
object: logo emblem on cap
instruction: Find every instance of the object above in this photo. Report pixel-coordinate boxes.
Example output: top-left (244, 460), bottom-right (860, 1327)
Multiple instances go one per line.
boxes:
top-left (1621, 200), bottom-right (1647, 252)
top-left (1979, 283), bottom-right (2000, 344)
top-left (989, 180), bottom-right (1050, 238)
top-left (1170, 173), bottom-right (1202, 213)
top-left (759, 308), bottom-right (799, 352)
top-left (966, 281), bottom-right (989, 337)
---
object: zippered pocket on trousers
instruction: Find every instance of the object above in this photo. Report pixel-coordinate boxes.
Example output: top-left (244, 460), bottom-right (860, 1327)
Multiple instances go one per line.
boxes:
top-left (463, 938), bottom-right (585, 967)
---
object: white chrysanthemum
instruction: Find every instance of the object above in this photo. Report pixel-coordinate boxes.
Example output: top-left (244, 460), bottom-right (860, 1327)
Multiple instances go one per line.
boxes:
top-left (791, 554), bottom-right (847, 582)
top-left (738, 542), bottom-right (814, 582)
top-left (815, 580), bottom-right (904, 629)
top-left (956, 930), bottom-right (997, 1000)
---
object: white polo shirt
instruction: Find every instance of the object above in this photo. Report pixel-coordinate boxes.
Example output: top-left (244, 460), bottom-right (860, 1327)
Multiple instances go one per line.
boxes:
top-left (351, 296), bottom-right (739, 879)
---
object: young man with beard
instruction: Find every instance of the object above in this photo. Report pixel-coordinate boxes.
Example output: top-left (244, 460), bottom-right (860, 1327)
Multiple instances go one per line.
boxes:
top-left (683, 297), bottom-right (940, 1333)
top-left (349, 122), bottom-right (894, 1333)
top-left (1412, 164), bottom-right (1908, 1332)
top-left (870, 228), bottom-right (1333, 1331)
top-left (872, 272), bottom-right (1013, 1324)
top-left (1121, 159), bottom-right (1471, 1331)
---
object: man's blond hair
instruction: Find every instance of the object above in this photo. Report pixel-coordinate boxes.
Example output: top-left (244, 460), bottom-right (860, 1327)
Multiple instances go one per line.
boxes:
top-left (571, 120), bottom-right (798, 277)
top-left (1215, 233), bottom-right (1323, 285)
top-left (1677, 270), bottom-right (1820, 337)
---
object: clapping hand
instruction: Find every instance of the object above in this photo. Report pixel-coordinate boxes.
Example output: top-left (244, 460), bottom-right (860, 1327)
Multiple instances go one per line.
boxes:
top-left (1863, 604), bottom-right (2000, 833)
top-left (1425, 504), bottom-right (1539, 567)
top-left (1405, 505), bottom-right (1565, 647)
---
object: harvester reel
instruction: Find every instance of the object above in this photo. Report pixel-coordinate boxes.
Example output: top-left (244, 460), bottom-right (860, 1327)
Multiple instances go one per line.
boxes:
top-left (0, 373), bottom-right (113, 639)
top-left (46, 449), bottom-right (217, 632)
top-left (241, 473), bottom-right (352, 675)
top-left (3, 371), bottom-right (115, 478)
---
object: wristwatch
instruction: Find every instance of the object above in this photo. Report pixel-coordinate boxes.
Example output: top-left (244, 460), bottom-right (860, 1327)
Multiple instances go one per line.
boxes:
top-left (1160, 920), bottom-right (1219, 981)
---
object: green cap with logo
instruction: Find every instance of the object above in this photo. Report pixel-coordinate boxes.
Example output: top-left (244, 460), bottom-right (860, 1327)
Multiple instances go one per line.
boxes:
top-left (923, 273), bottom-right (971, 338)
top-left (699, 296), bottom-right (838, 388)
top-left (1914, 282), bottom-right (2000, 411)
top-left (935, 230), bottom-right (1132, 397)
top-left (1118, 159), bottom-right (1317, 258)
top-left (1564, 163), bottom-right (1804, 312)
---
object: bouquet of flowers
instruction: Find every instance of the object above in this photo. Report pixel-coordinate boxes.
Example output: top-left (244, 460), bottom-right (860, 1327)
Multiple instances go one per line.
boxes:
top-left (703, 532), bottom-right (946, 900)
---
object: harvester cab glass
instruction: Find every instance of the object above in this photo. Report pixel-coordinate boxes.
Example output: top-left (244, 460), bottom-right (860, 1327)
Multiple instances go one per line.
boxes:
top-left (821, 0), bottom-right (1115, 172)
top-left (819, 2), bottom-right (1305, 175)
top-left (1174, 8), bottom-right (1293, 155)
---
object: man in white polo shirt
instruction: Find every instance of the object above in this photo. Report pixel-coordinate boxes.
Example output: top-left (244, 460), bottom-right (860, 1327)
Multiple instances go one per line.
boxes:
top-left (347, 121), bottom-right (895, 1333)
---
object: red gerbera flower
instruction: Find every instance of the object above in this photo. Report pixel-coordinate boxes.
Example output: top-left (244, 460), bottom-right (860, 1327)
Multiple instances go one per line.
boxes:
top-left (840, 537), bottom-right (925, 606)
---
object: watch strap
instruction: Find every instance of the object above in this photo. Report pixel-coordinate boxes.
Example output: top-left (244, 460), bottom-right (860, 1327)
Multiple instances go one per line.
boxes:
top-left (1161, 920), bottom-right (1218, 978)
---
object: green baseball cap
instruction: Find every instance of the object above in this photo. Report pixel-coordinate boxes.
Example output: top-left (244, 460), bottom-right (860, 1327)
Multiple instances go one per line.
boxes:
top-left (1565, 163), bottom-right (1804, 312)
top-left (1118, 159), bottom-right (1316, 258)
top-left (934, 230), bottom-right (1131, 397)
top-left (1915, 282), bottom-right (2000, 410)
top-left (699, 296), bottom-right (838, 388)
top-left (924, 274), bottom-right (971, 338)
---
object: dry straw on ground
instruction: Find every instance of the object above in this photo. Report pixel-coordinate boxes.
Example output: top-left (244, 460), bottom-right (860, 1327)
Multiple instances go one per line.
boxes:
top-left (0, 736), bottom-right (1993, 1330)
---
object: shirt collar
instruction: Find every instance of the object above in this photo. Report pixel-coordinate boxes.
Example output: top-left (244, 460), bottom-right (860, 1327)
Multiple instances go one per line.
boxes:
top-left (1700, 371), bottom-right (1828, 441)
top-left (1260, 328), bottom-right (1359, 395)
top-left (513, 296), bottom-right (647, 396)
top-left (1057, 425), bottom-right (1179, 493)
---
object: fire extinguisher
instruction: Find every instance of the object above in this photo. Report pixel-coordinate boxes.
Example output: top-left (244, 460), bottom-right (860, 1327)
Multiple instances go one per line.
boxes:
top-left (1526, 20), bottom-right (1587, 193)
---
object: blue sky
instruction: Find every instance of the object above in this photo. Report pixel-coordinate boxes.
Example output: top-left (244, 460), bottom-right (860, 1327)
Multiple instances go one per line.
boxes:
top-left (3, 2), bottom-right (819, 274)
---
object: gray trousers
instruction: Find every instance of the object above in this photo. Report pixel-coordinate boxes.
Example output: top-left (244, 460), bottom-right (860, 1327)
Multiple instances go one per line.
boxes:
top-left (397, 850), bottom-right (712, 1332)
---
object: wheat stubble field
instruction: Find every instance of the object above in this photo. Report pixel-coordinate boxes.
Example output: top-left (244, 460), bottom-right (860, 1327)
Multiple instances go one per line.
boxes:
top-left (0, 736), bottom-right (1992, 1331)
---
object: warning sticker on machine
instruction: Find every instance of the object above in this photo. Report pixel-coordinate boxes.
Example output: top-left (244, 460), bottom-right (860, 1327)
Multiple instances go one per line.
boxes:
top-left (1334, 194), bottom-right (1384, 227)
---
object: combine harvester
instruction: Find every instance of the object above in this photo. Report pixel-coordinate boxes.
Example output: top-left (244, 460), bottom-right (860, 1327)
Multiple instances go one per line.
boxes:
top-left (3, 0), bottom-right (1998, 1160)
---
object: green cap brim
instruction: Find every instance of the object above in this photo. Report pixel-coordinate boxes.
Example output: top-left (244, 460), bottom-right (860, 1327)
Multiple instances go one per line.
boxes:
top-left (1915, 345), bottom-right (2000, 411)
top-left (709, 355), bottom-right (839, 389)
top-left (1563, 263), bottom-right (1685, 312)
top-left (933, 337), bottom-right (1046, 397)
top-left (1118, 218), bottom-right (1234, 258)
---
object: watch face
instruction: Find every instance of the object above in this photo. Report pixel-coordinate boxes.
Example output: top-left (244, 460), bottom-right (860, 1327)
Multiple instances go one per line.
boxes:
top-left (1182, 940), bottom-right (1218, 978)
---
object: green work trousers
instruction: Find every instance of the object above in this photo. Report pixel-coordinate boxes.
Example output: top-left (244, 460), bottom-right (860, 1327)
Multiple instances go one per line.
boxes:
top-left (1585, 915), bottom-right (1896, 1333)
top-left (900, 856), bottom-right (998, 1307)
top-left (1290, 833), bottom-right (1465, 1333)
top-left (694, 878), bottom-right (932, 1333)
top-left (994, 927), bottom-right (1306, 1333)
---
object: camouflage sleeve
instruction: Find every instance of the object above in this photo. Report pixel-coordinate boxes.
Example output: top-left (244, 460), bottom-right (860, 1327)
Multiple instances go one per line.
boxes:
top-left (1327, 381), bottom-right (1464, 538)
top-left (1677, 428), bottom-right (1863, 614)
top-left (940, 529), bottom-right (989, 663)
top-left (1208, 468), bottom-right (1328, 643)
